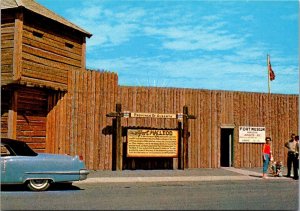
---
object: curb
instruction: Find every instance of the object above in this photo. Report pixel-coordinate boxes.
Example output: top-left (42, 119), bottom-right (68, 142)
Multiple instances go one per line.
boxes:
top-left (74, 168), bottom-right (291, 184)
top-left (74, 175), bottom-right (255, 184)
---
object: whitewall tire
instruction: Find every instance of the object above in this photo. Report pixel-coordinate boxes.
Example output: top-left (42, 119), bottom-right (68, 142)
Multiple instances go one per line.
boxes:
top-left (27, 179), bottom-right (50, 191)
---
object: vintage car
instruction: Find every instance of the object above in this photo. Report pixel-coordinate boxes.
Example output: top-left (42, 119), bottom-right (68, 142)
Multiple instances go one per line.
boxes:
top-left (1, 138), bottom-right (89, 191)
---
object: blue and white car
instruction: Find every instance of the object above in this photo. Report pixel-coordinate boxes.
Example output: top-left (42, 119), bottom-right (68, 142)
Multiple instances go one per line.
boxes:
top-left (1, 138), bottom-right (89, 191)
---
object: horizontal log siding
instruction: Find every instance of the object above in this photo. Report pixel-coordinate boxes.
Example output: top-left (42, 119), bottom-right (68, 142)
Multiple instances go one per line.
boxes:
top-left (119, 87), bottom-right (298, 169)
top-left (1, 22), bottom-right (15, 84)
top-left (20, 24), bottom-right (83, 90)
top-left (15, 87), bottom-right (48, 152)
top-left (46, 70), bottom-right (118, 170)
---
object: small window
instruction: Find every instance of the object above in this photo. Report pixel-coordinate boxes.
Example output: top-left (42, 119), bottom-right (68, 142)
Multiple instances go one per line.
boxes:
top-left (1, 145), bottom-right (12, 156)
top-left (32, 31), bottom-right (43, 38)
top-left (65, 42), bottom-right (74, 48)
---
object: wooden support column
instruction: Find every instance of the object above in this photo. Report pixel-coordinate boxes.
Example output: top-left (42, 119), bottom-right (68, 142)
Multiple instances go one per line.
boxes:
top-left (112, 118), bottom-right (117, 170)
top-left (107, 105), bottom-right (123, 171)
top-left (8, 90), bottom-right (18, 139)
top-left (116, 103), bottom-right (123, 171)
top-left (13, 9), bottom-right (23, 80)
top-left (183, 106), bottom-right (189, 169)
top-left (178, 121), bottom-right (183, 170)
top-left (81, 37), bottom-right (86, 71)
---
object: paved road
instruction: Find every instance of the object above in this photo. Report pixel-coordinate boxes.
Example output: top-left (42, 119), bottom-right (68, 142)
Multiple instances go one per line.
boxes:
top-left (1, 179), bottom-right (298, 210)
top-left (1, 167), bottom-right (299, 210)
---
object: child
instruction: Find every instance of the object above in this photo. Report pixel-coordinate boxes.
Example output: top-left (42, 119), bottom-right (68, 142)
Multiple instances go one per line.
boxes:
top-left (271, 161), bottom-right (283, 177)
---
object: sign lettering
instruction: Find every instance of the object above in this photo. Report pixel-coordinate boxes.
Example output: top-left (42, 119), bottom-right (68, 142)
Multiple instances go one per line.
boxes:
top-left (239, 126), bottom-right (266, 143)
top-left (127, 129), bottom-right (178, 157)
top-left (130, 112), bottom-right (177, 119)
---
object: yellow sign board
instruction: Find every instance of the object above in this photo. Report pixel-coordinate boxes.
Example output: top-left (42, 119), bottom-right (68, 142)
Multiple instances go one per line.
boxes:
top-left (127, 129), bottom-right (178, 157)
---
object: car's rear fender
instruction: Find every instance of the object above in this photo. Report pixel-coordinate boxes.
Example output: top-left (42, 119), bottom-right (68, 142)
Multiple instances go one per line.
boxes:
top-left (2, 154), bottom-right (87, 184)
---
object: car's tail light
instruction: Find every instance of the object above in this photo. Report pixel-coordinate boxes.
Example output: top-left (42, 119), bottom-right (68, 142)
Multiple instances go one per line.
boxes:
top-left (79, 155), bottom-right (83, 160)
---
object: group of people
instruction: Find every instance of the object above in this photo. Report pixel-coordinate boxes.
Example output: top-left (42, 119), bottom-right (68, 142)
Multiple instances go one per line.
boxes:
top-left (262, 133), bottom-right (299, 180)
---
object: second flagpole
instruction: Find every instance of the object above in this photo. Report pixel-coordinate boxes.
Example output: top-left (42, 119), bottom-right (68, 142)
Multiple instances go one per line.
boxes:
top-left (267, 54), bottom-right (270, 94)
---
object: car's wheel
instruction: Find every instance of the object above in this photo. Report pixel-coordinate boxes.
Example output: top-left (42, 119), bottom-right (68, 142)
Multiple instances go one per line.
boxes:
top-left (27, 179), bottom-right (50, 191)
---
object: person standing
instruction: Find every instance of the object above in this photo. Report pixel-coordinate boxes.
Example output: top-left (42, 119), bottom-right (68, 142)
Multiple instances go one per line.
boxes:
top-left (284, 133), bottom-right (297, 178)
top-left (294, 135), bottom-right (299, 180)
top-left (262, 137), bottom-right (272, 179)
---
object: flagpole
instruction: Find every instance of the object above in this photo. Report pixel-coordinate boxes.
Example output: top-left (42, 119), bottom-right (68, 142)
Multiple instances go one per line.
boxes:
top-left (267, 54), bottom-right (270, 94)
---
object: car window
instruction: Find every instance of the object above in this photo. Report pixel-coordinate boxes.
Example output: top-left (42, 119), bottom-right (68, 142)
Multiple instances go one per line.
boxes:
top-left (0, 139), bottom-right (38, 156)
top-left (1, 144), bottom-right (15, 156)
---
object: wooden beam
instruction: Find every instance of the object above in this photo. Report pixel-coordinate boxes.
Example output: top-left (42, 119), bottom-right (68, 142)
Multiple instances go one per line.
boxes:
top-left (178, 121), bottom-right (183, 170)
top-left (13, 9), bottom-right (23, 80)
top-left (81, 37), bottom-right (86, 70)
top-left (106, 112), bottom-right (121, 118)
top-left (187, 114), bottom-right (196, 119)
top-left (116, 103), bottom-right (123, 171)
top-left (183, 105), bottom-right (189, 169)
top-left (8, 90), bottom-right (18, 139)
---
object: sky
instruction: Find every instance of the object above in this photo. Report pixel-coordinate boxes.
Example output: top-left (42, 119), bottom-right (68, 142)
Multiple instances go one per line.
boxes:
top-left (36, 0), bottom-right (299, 94)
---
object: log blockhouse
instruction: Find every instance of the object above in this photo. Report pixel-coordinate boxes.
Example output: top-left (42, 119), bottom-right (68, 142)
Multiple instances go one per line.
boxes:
top-left (1, 0), bottom-right (92, 152)
top-left (1, 0), bottom-right (298, 170)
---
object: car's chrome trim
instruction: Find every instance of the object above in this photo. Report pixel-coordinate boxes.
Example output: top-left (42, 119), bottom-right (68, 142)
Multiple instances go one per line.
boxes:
top-left (25, 171), bottom-right (80, 175)
top-left (25, 178), bottom-right (53, 182)
top-left (79, 169), bottom-right (90, 180)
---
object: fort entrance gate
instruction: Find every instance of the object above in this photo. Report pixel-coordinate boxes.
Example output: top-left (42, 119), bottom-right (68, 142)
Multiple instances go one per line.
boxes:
top-left (107, 104), bottom-right (196, 171)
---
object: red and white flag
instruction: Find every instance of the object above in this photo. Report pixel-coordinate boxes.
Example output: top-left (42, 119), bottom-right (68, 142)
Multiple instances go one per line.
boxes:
top-left (268, 58), bottom-right (275, 81)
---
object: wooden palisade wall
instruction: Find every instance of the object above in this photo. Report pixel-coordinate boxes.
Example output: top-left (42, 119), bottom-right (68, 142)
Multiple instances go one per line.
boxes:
top-left (45, 70), bottom-right (298, 170)
top-left (119, 87), bottom-right (298, 169)
top-left (46, 70), bottom-right (118, 170)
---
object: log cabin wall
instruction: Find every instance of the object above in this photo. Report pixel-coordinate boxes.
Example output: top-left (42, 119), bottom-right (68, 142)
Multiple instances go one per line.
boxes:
top-left (20, 11), bottom-right (86, 90)
top-left (16, 86), bottom-right (49, 152)
top-left (1, 10), bottom-right (15, 85)
top-left (1, 85), bottom-right (49, 153)
top-left (1, 2), bottom-right (90, 152)
top-left (1, 6), bottom-right (89, 91)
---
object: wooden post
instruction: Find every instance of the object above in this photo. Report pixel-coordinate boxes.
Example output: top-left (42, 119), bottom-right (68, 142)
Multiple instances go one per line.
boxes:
top-left (116, 103), bottom-right (123, 171)
top-left (13, 9), bottom-right (23, 80)
top-left (112, 118), bottom-right (117, 171)
top-left (81, 38), bottom-right (86, 71)
top-left (178, 121), bottom-right (183, 170)
top-left (8, 90), bottom-right (18, 139)
top-left (183, 106), bottom-right (189, 169)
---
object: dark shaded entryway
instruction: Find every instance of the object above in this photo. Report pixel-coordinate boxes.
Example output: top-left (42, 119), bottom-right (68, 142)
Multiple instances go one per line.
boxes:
top-left (220, 128), bottom-right (234, 167)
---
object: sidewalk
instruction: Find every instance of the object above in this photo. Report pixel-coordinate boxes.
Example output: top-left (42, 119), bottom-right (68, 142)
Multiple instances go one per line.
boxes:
top-left (75, 167), bottom-right (292, 184)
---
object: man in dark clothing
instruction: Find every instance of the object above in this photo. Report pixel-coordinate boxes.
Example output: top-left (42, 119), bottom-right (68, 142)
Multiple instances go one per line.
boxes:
top-left (284, 133), bottom-right (298, 179)
top-left (294, 135), bottom-right (299, 180)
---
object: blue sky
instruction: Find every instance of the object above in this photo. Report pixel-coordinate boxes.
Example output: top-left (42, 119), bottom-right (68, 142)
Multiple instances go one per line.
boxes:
top-left (36, 0), bottom-right (299, 94)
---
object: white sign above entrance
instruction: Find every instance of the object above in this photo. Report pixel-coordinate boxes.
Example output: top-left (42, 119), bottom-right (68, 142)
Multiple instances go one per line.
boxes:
top-left (239, 126), bottom-right (266, 143)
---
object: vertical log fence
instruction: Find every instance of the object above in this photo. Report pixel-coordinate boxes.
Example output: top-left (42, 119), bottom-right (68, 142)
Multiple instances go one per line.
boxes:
top-left (45, 70), bottom-right (298, 170)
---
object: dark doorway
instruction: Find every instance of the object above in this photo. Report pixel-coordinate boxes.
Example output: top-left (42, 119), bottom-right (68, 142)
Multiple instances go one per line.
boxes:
top-left (122, 142), bottom-right (173, 170)
top-left (220, 128), bottom-right (234, 167)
